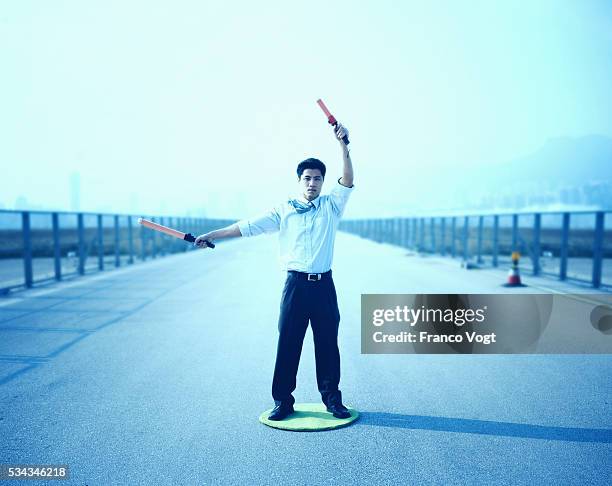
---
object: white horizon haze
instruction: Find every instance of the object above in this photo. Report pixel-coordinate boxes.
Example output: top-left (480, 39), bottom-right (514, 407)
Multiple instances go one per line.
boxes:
top-left (1, 0), bottom-right (611, 218)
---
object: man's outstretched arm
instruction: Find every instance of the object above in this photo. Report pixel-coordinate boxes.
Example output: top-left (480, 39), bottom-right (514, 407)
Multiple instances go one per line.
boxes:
top-left (194, 207), bottom-right (281, 249)
top-left (194, 224), bottom-right (241, 248)
top-left (335, 124), bottom-right (354, 187)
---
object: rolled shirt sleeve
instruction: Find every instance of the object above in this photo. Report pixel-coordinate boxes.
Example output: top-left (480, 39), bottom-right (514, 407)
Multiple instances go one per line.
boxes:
top-left (328, 178), bottom-right (354, 217)
top-left (237, 207), bottom-right (282, 237)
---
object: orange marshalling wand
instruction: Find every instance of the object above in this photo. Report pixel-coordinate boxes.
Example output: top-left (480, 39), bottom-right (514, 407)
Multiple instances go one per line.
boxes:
top-left (138, 218), bottom-right (214, 248)
top-left (316, 98), bottom-right (349, 145)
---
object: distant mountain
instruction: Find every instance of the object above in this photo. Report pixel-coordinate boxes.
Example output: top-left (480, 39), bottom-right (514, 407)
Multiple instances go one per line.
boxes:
top-left (486, 134), bottom-right (612, 188)
top-left (430, 134), bottom-right (612, 213)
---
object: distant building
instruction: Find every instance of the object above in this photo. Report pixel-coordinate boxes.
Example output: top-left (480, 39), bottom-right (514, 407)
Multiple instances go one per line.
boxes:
top-left (14, 195), bottom-right (28, 210)
top-left (70, 172), bottom-right (81, 212)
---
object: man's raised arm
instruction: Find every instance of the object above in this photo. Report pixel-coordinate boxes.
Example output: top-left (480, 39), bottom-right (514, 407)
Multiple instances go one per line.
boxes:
top-left (335, 124), bottom-right (354, 187)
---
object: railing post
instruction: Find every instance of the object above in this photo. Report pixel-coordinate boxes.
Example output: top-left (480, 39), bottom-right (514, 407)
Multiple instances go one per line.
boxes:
top-left (140, 218), bottom-right (147, 261)
top-left (440, 218), bottom-right (446, 256)
top-left (560, 212), bottom-right (570, 280)
top-left (52, 212), bottom-right (62, 281)
top-left (492, 215), bottom-right (499, 267)
top-left (405, 218), bottom-right (411, 248)
top-left (114, 215), bottom-right (120, 267)
top-left (78, 213), bottom-right (85, 275)
top-left (128, 216), bottom-right (134, 264)
top-left (412, 219), bottom-right (417, 249)
top-left (477, 216), bottom-right (483, 264)
top-left (384, 219), bottom-right (389, 243)
top-left (180, 218), bottom-right (187, 251)
top-left (592, 211), bottom-right (604, 288)
top-left (192, 218), bottom-right (198, 250)
top-left (463, 216), bottom-right (469, 261)
top-left (398, 219), bottom-right (404, 247)
top-left (394, 217), bottom-right (400, 245)
top-left (22, 212), bottom-right (33, 288)
top-left (451, 217), bottom-right (456, 258)
top-left (168, 217), bottom-right (174, 253)
top-left (430, 218), bottom-right (436, 253)
top-left (512, 214), bottom-right (518, 252)
top-left (394, 218), bottom-right (399, 245)
top-left (160, 217), bottom-right (166, 256)
top-left (419, 218), bottom-right (425, 251)
top-left (151, 216), bottom-right (158, 258)
top-left (97, 214), bottom-right (104, 271)
top-left (533, 213), bottom-right (541, 276)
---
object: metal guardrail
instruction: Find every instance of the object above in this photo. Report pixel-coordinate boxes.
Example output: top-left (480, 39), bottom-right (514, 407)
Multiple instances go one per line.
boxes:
top-left (339, 210), bottom-right (612, 289)
top-left (3, 209), bottom-right (610, 292)
top-left (0, 209), bottom-right (233, 293)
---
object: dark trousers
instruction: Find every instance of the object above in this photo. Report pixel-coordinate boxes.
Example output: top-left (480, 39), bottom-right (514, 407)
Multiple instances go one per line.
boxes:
top-left (272, 271), bottom-right (343, 407)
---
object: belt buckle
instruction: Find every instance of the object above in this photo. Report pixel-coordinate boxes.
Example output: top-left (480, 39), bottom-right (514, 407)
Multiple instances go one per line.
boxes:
top-left (307, 273), bottom-right (321, 281)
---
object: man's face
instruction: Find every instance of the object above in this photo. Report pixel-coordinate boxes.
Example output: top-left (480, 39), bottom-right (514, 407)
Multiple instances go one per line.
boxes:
top-left (299, 169), bottom-right (324, 201)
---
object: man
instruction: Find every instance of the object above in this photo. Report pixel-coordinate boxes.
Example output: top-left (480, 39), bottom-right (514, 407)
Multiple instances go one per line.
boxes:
top-left (194, 123), bottom-right (354, 421)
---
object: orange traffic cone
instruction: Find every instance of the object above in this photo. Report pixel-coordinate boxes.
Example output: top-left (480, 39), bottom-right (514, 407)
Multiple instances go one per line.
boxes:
top-left (503, 251), bottom-right (525, 287)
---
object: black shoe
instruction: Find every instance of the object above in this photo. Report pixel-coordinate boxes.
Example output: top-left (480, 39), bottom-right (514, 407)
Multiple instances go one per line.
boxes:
top-left (326, 403), bottom-right (351, 419)
top-left (268, 405), bottom-right (294, 421)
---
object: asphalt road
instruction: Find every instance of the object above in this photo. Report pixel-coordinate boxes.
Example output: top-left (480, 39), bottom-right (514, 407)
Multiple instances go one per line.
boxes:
top-left (0, 233), bottom-right (611, 485)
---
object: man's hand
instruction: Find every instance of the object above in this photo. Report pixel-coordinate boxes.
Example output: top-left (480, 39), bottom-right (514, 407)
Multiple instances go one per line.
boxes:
top-left (193, 223), bottom-right (242, 249)
top-left (194, 233), bottom-right (215, 249)
top-left (334, 123), bottom-right (349, 147)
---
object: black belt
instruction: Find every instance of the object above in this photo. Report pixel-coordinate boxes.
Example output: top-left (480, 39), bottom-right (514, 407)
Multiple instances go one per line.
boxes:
top-left (288, 270), bottom-right (332, 282)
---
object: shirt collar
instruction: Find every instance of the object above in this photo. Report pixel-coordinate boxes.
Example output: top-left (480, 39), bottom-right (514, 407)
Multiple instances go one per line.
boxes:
top-left (296, 194), bottom-right (321, 208)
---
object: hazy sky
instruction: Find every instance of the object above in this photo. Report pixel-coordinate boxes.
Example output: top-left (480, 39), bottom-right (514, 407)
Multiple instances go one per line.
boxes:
top-left (1, 0), bottom-right (611, 217)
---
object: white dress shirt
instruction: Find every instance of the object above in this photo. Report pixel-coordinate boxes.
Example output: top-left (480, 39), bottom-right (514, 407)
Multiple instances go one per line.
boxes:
top-left (237, 179), bottom-right (354, 273)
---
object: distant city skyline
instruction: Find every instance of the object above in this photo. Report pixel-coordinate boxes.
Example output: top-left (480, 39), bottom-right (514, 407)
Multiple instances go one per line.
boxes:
top-left (5, 173), bottom-right (611, 217)
top-left (3, 133), bottom-right (612, 217)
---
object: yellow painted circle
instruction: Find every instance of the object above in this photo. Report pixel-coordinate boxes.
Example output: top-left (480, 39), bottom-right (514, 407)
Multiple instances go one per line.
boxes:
top-left (259, 403), bottom-right (359, 431)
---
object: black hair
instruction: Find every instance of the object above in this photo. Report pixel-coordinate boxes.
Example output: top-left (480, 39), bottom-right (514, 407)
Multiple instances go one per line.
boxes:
top-left (297, 158), bottom-right (326, 178)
